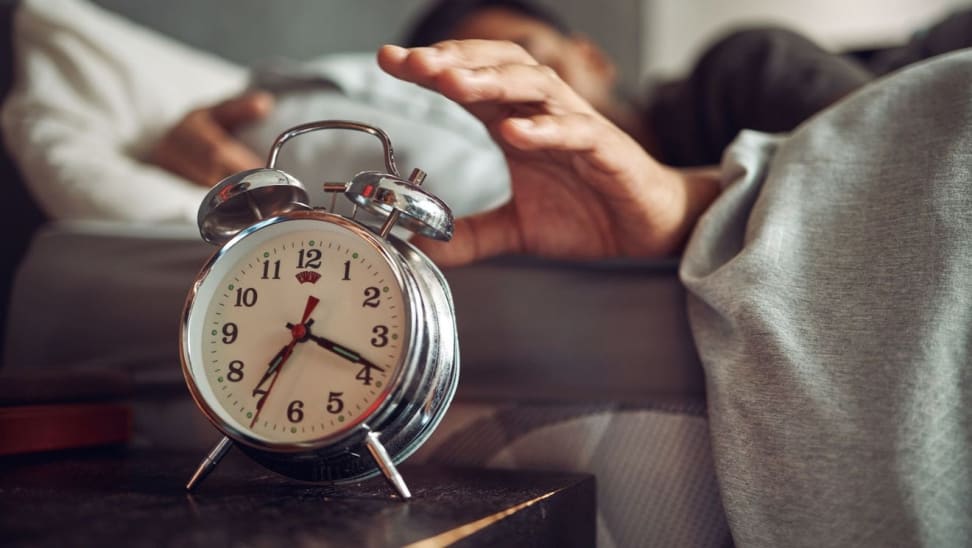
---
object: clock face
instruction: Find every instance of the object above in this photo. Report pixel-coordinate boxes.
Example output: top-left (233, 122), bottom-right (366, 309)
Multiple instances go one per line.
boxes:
top-left (183, 216), bottom-right (409, 448)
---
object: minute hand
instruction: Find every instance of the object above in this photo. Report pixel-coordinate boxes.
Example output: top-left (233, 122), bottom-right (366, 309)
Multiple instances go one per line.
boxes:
top-left (306, 332), bottom-right (385, 372)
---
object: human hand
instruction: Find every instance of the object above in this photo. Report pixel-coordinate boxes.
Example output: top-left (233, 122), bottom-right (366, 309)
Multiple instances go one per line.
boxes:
top-left (150, 92), bottom-right (274, 187)
top-left (377, 40), bottom-right (720, 266)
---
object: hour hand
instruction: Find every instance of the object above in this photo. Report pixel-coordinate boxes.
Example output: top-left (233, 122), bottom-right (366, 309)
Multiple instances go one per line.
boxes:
top-left (306, 332), bottom-right (384, 373)
top-left (255, 318), bottom-right (316, 394)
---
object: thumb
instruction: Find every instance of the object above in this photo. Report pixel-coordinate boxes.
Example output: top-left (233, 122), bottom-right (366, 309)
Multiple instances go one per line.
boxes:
top-left (210, 91), bottom-right (274, 129)
top-left (412, 203), bottom-right (521, 267)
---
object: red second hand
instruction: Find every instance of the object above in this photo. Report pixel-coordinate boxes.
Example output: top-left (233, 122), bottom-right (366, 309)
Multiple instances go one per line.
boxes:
top-left (249, 296), bottom-right (320, 428)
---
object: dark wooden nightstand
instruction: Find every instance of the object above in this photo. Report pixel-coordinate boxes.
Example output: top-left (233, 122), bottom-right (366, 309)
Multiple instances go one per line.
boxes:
top-left (0, 448), bottom-right (595, 547)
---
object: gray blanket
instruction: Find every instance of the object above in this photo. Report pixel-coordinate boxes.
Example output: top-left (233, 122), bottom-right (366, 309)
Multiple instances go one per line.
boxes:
top-left (682, 49), bottom-right (972, 546)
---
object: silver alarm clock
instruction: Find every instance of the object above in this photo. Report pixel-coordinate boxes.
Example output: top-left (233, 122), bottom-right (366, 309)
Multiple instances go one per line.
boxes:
top-left (180, 120), bottom-right (459, 499)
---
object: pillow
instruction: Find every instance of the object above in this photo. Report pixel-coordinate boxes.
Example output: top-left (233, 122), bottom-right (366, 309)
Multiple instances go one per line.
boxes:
top-left (2, 0), bottom-right (248, 223)
top-left (2, 0), bottom-right (511, 226)
top-left (237, 54), bottom-right (510, 219)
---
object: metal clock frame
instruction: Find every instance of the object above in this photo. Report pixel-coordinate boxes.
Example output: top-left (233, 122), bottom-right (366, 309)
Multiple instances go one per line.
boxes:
top-left (179, 121), bottom-right (460, 499)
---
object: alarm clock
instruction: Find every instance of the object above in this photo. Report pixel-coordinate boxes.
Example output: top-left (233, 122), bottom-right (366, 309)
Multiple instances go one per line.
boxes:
top-left (180, 120), bottom-right (459, 499)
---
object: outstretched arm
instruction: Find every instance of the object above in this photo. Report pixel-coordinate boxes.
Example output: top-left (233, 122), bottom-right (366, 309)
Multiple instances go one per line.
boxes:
top-left (377, 40), bottom-right (721, 267)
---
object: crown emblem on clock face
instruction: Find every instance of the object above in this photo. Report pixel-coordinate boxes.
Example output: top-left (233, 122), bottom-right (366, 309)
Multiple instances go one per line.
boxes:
top-left (295, 270), bottom-right (322, 284)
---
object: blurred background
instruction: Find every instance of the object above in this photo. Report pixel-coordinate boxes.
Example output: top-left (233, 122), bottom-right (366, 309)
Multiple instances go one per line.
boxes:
top-left (89, 0), bottom-right (971, 93)
top-left (642, 0), bottom-right (969, 77)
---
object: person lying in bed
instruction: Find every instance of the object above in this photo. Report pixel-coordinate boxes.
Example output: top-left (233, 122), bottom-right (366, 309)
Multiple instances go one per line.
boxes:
top-left (151, 0), bottom-right (972, 188)
top-left (377, 36), bottom-right (972, 548)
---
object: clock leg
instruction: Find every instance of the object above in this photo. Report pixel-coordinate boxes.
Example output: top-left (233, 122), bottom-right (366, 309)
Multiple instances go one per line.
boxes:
top-left (185, 436), bottom-right (234, 492)
top-left (364, 430), bottom-right (412, 500)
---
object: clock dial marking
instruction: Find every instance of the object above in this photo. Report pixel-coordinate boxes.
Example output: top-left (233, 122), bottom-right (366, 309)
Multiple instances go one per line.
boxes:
top-left (194, 221), bottom-right (407, 445)
top-left (182, 122), bottom-right (458, 497)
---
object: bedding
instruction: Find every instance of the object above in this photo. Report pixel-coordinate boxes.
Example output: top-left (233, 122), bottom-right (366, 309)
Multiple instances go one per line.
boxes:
top-left (2, 0), bottom-right (509, 225)
top-left (2, 0), bottom-right (244, 222)
top-left (4, 220), bottom-right (712, 548)
top-left (1, 0), bottom-right (724, 546)
top-left (680, 52), bottom-right (972, 546)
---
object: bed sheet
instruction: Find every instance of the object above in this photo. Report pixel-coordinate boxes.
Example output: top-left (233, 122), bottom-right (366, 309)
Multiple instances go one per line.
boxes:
top-left (5, 221), bottom-right (704, 401)
top-left (4, 220), bottom-right (719, 547)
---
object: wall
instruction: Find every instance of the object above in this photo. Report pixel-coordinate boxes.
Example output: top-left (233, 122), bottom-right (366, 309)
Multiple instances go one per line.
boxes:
top-left (91, 0), bottom-right (645, 95)
top-left (90, 0), bottom-right (969, 101)
top-left (92, 0), bottom-right (432, 64)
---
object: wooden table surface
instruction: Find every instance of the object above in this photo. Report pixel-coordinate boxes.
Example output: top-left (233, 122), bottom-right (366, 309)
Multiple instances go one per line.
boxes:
top-left (0, 447), bottom-right (595, 547)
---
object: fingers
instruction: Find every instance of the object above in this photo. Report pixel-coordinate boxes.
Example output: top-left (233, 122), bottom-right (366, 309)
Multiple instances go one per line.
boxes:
top-left (199, 92), bottom-right (272, 183)
top-left (411, 203), bottom-right (522, 267)
top-left (210, 91), bottom-right (274, 129)
top-left (176, 109), bottom-right (264, 185)
top-left (150, 94), bottom-right (269, 187)
top-left (378, 42), bottom-right (589, 116)
top-left (438, 64), bottom-right (589, 112)
top-left (500, 113), bottom-right (604, 152)
top-left (200, 129), bottom-right (264, 181)
top-left (500, 113), bottom-right (645, 179)
top-left (379, 40), bottom-right (537, 82)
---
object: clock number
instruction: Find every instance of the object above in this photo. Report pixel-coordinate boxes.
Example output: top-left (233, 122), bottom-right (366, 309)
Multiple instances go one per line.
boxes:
top-left (227, 360), bottom-right (244, 382)
top-left (297, 248), bottom-right (322, 269)
top-left (343, 260), bottom-right (352, 281)
top-left (252, 387), bottom-right (268, 408)
top-left (326, 392), bottom-right (344, 414)
top-left (362, 287), bottom-right (381, 308)
top-left (221, 323), bottom-right (238, 344)
top-left (235, 287), bottom-right (257, 307)
top-left (287, 400), bottom-right (304, 423)
top-left (261, 259), bottom-right (281, 280)
top-left (371, 325), bottom-right (389, 347)
top-left (355, 365), bottom-right (374, 386)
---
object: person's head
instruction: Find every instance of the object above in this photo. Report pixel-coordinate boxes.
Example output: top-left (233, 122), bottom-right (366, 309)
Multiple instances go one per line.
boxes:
top-left (404, 0), bottom-right (618, 111)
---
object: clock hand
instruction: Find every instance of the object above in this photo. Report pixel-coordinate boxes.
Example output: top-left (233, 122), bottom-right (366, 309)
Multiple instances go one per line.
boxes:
top-left (297, 329), bottom-right (386, 374)
top-left (252, 319), bottom-right (316, 395)
top-left (249, 296), bottom-right (319, 428)
top-left (252, 344), bottom-right (291, 395)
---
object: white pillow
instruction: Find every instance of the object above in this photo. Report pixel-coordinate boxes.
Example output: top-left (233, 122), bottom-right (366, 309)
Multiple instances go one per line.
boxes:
top-left (238, 54), bottom-right (511, 219)
top-left (1, 0), bottom-right (248, 223)
top-left (2, 0), bottom-right (511, 226)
